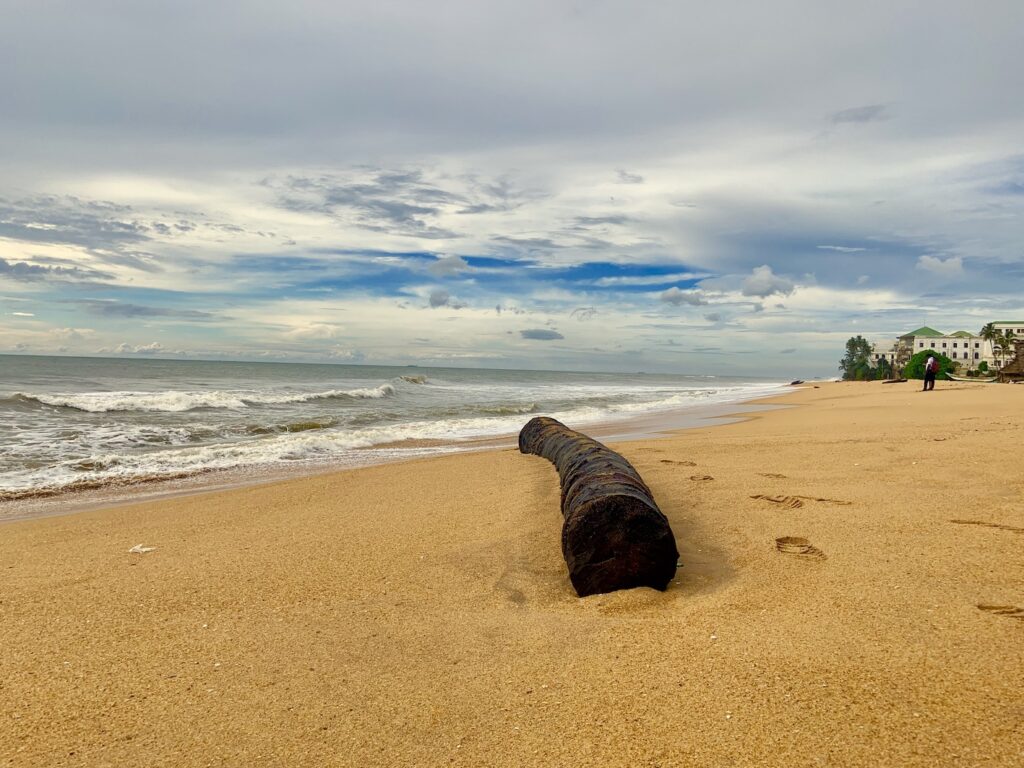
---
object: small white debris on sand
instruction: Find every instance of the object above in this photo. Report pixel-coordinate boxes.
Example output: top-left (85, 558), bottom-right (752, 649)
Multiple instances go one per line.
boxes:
top-left (128, 544), bottom-right (157, 554)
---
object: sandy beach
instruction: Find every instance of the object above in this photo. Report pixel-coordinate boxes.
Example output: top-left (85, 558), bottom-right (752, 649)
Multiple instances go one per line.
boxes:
top-left (2, 380), bottom-right (1023, 767)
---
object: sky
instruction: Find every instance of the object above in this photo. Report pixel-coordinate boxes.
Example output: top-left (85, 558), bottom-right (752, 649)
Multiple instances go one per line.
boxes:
top-left (2, 1), bottom-right (1023, 376)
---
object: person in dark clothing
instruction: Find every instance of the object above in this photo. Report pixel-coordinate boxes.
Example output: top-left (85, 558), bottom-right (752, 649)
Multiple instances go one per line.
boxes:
top-left (923, 355), bottom-right (937, 391)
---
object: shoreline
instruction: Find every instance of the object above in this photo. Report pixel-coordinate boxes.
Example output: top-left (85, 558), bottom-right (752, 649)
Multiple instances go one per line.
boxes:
top-left (4, 379), bottom-right (1022, 766)
top-left (0, 386), bottom-right (801, 523)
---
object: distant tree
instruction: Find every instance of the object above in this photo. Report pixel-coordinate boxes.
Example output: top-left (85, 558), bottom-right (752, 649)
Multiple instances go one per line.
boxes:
top-left (874, 357), bottom-right (893, 380)
top-left (839, 336), bottom-right (873, 380)
top-left (981, 323), bottom-right (999, 368)
top-left (997, 330), bottom-right (1015, 368)
top-left (904, 349), bottom-right (955, 380)
top-left (978, 360), bottom-right (989, 373)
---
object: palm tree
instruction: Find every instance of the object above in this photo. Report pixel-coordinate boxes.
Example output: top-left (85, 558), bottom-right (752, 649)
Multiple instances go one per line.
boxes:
top-left (997, 331), bottom-right (1014, 370)
top-left (981, 322), bottom-right (999, 368)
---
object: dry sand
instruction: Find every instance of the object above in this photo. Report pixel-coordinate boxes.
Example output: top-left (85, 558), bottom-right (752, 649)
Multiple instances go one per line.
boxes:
top-left (2, 381), bottom-right (1023, 767)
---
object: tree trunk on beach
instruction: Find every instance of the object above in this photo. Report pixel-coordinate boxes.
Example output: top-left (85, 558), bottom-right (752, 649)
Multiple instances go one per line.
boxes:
top-left (518, 416), bottom-right (679, 597)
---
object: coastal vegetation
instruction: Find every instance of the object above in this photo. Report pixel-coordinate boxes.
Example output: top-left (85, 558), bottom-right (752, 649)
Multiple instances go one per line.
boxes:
top-left (903, 349), bottom-right (954, 380)
top-left (839, 335), bottom-right (890, 380)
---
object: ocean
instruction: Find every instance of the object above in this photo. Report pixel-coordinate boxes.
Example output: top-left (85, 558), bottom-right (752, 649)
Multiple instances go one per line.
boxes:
top-left (0, 355), bottom-right (790, 505)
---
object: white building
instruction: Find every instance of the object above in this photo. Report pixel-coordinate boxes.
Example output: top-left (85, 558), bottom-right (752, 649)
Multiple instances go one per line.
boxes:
top-left (869, 324), bottom-right (1021, 371)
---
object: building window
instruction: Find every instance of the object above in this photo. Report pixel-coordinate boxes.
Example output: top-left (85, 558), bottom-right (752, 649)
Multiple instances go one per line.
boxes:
top-left (975, 352), bottom-right (979, 359)
top-left (975, 343), bottom-right (980, 348)
top-left (919, 342), bottom-right (924, 348)
top-left (942, 342), bottom-right (947, 348)
top-left (953, 342), bottom-right (958, 348)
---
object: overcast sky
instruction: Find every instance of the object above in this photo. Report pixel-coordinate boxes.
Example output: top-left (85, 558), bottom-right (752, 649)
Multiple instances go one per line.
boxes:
top-left (2, 1), bottom-right (1023, 375)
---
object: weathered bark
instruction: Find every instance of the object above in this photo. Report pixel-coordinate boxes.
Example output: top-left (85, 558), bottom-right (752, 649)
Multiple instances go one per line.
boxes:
top-left (519, 416), bottom-right (679, 596)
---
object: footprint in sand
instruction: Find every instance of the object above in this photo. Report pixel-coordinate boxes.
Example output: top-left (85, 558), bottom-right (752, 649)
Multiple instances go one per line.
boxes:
top-left (977, 604), bottom-right (1024, 621)
top-left (950, 519), bottom-right (1024, 535)
top-left (775, 536), bottom-right (826, 560)
top-left (690, 475), bottom-right (714, 482)
top-left (794, 495), bottom-right (853, 506)
top-left (752, 494), bottom-right (804, 508)
top-left (759, 473), bottom-right (788, 479)
top-left (751, 494), bottom-right (852, 508)
top-left (660, 459), bottom-right (697, 466)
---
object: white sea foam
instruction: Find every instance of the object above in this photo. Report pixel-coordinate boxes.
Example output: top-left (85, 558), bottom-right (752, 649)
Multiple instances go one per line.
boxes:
top-left (0, 380), bottom-right (792, 498)
top-left (13, 383), bottom-right (396, 412)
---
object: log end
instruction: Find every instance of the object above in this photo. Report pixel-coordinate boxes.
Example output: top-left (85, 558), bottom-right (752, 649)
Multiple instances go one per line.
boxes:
top-left (562, 494), bottom-right (679, 597)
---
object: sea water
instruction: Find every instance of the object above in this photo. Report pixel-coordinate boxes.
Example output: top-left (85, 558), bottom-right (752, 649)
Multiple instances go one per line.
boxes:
top-left (0, 355), bottom-right (790, 502)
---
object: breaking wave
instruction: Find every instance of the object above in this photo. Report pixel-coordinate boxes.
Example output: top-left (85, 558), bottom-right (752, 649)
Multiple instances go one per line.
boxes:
top-left (9, 384), bottom-right (396, 413)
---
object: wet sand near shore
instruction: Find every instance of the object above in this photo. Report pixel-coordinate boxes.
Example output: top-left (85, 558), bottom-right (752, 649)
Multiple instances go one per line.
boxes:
top-left (1, 381), bottom-right (1022, 766)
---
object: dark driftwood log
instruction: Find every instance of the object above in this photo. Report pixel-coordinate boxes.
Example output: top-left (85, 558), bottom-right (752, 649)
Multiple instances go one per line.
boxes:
top-left (519, 416), bottom-right (679, 596)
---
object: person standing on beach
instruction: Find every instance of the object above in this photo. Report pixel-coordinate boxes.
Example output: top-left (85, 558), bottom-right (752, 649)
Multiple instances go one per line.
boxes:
top-left (923, 355), bottom-right (937, 391)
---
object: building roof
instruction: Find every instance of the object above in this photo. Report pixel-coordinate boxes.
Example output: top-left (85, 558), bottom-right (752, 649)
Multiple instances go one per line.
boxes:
top-left (900, 326), bottom-right (944, 338)
top-left (950, 330), bottom-right (973, 337)
top-left (992, 320), bottom-right (1024, 324)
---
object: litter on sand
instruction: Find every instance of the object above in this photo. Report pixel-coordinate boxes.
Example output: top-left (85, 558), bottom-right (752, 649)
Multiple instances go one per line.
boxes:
top-left (128, 544), bottom-right (157, 554)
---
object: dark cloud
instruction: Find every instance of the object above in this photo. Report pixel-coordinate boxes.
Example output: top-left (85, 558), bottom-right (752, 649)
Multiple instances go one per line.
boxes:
top-left (76, 300), bottom-right (216, 319)
top-left (572, 215), bottom-right (632, 227)
top-left (779, 347), bottom-right (797, 354)
top-left (267, 170), bottom-right (460, 239)
top-left (268, 169), bottom-right (541, 241)
top-left (660, 287), bottom-right (708, 306)
top-left (570, 306), bottom-right (597, 321)
top-left (616, 170), bottom-right (644, 184)
top-left (520, 328), bottom-right (564, 340)
top-left (829, 104), bottom-right (889, 124)
top-left (0, 256), bottom-right (113, 282)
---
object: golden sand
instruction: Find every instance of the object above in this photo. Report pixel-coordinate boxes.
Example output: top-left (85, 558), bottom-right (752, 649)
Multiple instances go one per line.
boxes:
top-left (2, 381), bottom-right (1023, 766)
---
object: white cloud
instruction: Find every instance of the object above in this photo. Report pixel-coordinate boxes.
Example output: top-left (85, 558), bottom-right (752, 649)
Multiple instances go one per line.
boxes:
top-left (596, 272), bottom-right (709, 287)
top-left (285, 323), bottom-right (344, 340)
top-left (741, 265), bottom-right (794, 298)
top-left (115, 341), bottom-right (164, 355)
top-left (916, 254), bottom-right (964, 277)
top-left (427, 255), bottom-right (471, 277)
top-left (817, 245), bottom-right (867, 253)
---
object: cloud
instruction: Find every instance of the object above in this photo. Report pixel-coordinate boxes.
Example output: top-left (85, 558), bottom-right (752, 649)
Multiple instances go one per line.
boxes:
top-left (829, 104), bottom-right (889, 124)
top-left (916, 254), bottom-right (964, 277)
top-left (77, 300), bottom-right (215, 319)
top-left (427, 254), bottom-right (471, 277)
top-left (779, 348), bottom-right (797, 354)
top-left (285, 323), bottom-right (344, 340)
top-left (596, 272), bottom-right (709, 287)
top-left (616, 170), bottom-right (644, 184)
top-left (570, 307), bottom-right (597, 321)
top-left (816, 245), bottom-right (867, 253)
top-left (50, 327), bottom-right (95, 342)
top-left (115, 341), bottom-right (164, 355)
top-left (11, 311), bottom-right (34, 317)
top-left (520, 329), bottom-right (563, 340)
top-left (327, 347), bottom-right (365, 361)
top-left (429, 289), bottom-right (451, 308)
top-left (0, 257), bottom-right (112, 283)
top-left (741, 265), bottom-right (794, 297)
top-left (704, 312), bottom-right (723, 322)
top-left (660, 287), bottom-right (708, 306)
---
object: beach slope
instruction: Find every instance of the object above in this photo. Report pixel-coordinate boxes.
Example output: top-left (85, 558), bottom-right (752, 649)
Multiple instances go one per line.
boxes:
top-left (2, 381), bottom-right (1023, 766)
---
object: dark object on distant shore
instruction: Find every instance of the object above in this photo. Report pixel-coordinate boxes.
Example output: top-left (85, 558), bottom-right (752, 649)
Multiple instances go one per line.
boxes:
top-left (518, 416), bottom-right (679, 597)
top-left (790, 380), bottom-right (804, 385)
top-left (882, 378), bottom-right (908, 384)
